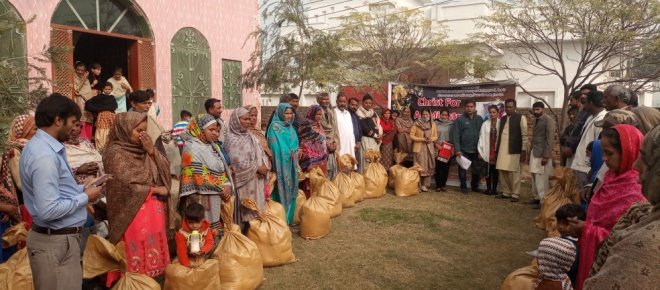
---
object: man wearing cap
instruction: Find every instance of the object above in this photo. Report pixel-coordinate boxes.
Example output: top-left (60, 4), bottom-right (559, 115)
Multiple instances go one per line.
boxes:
top-left (571, 90), bottom-right (606, 189)
top-left (529, 102), bottom-right (555, 209)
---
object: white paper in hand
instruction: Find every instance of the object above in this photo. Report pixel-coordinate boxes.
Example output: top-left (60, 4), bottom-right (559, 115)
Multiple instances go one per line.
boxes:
top-left (457, 155), bottom-right (472, 170)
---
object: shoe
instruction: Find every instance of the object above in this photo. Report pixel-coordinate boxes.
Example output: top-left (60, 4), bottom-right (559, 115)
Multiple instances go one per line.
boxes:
top-left (495, 194), bottom-right (509, 199)
top-left (525, 199), bottom-right (541, 205)
top-left (533, 204), bottom-right (542, 209)
top-left (461, 188), bottom-right (468, 194)
top-left (510, 197), bottom-right (520, 202)
top-left (421, 186), bottom-right (429, 192)
top-left (440, 187), bottom-right (447, 192)
top-left (471, 188), bottom-right (481, 193)
top-left (483, 191), bottom-right (497, 196)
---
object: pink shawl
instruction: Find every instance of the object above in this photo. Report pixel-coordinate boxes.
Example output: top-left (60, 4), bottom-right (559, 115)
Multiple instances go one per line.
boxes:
top-left (576, 125), bottom-right (646, 289)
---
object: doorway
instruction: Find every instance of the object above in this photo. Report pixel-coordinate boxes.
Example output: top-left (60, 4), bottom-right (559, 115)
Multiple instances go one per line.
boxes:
top-left (73, 32), bottom-right (131, 85)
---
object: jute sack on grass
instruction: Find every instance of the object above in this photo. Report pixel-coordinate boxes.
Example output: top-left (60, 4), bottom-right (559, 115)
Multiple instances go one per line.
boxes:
top-left (292, 190), bottom-right (306, 225)
top-left (83, 235), bottom-right (160, 290)
top-left (363, 150), bottom-right (388, 198)
top-left (333, 154), bottom-right (358, 207)
top-left (351, 171), bottom-right (366, 203)
top-left (300, 186), bottom-right (332, 240)
top-left (213, 196), bottom-right (263, 290)
top-left (500, 259), bottom-right (539, 290)
top-left (393, 163), bottom-right (422, 197)
top-left (266, 199), bottom-right (286, 223)
top-left (388, 152), bottom-right (408, 189)
top-left (0, 226), bottom-right (32, 290)
top-left (242, 198), bottom-right (296, 267)
top-left (534, 168), bottom-right (580, 237)
top-left (310, 167), bottom-right (342, 218)
top-left (164, 259), bottom-right (220, 290)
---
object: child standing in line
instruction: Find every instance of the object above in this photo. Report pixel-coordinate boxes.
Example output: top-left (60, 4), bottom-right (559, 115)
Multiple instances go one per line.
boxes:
top-left (172, 110), bottom-right (193, 152)
top-left (175, 202), bottom-right (215, 268)
top-left (85, 82), bottom-right (118, 152)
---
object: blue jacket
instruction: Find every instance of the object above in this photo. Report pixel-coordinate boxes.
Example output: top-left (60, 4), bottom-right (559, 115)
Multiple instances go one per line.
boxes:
top-left (451, 113), bottom-right (483, 153)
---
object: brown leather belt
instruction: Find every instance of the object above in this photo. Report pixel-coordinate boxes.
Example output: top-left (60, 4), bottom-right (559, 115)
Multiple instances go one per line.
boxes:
top-left (32, 225), bottom-right (83, 235)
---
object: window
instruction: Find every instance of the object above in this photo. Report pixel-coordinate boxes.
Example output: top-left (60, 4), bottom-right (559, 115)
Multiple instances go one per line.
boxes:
top-left (222, 59), bottom-right (243, 109)
top-left (0, 0), bottom-right (27, 115)
top-left (171, 28), bottom-right (211, 119)
top-left (52, 0), bottom-right (151, 37)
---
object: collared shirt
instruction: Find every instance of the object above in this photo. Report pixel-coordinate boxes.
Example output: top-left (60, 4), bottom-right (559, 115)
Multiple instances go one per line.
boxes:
top-left (571, 109), bottom-right (607, 173)
top-left (20, 130), bottom-right (89, 229)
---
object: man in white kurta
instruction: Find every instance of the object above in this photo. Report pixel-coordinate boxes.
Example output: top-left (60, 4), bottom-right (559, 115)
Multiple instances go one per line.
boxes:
top-left (496, 101), bottom-right (528, 202)
top-left (571, 91), bottom-right (607, 189)
top-left (335, 103), bottom-right (356, 158)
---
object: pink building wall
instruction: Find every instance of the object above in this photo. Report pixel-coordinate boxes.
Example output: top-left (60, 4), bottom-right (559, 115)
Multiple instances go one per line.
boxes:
top-left (8, 0), bottom-right (260, 127)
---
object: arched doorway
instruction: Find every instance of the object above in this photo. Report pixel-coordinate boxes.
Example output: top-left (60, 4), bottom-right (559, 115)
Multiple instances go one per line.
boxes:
top-left (170, 27), bottom-right (211, 119)
top-left (50, 0), bottom-right (155, 98)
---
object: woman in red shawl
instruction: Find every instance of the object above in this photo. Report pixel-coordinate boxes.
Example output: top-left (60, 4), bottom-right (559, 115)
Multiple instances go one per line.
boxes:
top-left (568, 124), bottom-right (646, 290)
top-left (379, 109), bottom-right (396, 168)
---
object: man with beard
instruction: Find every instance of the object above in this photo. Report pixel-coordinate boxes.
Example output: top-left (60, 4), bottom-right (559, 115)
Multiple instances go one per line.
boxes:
top-left (346, 97), bottom-right (364, 172)
top-left (565, 84), bottom-right (596, 167)
top-left (333, 95), bottom-right (361, 174)
top-left (20, 94), bottom-right (104, 289)
top-left (529, 102), bottom-right (556, 208)
top-left (560, 91), bottom-right (582, 166)
top-left (204, 98), bottom-right (227, 144)
top-left (495, 99), bottom-right (528, 202)
top-left (571, 90), bottom-right (606, 189)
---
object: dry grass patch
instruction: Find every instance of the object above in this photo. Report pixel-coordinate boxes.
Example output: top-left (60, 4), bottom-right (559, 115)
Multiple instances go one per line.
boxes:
top-left (260, 188), bottom-right (544, 290)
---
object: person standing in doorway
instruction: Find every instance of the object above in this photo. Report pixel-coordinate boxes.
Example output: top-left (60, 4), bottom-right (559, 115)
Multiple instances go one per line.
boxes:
top-left (20, 94), bottom-right (103, 290)
top-left (495, 99), bottom-right (528, 202)
top-left (529, 102), bottom-right (556, 208)
top-left (434, 108), bottom-right (453, 192)
top-left (88, 63), bottom-right (103, 94)
top-left (107, 68), bottom-right (133, 113)
top-left (73, 62), bottom-right (94, 141)
top-left (451, 100), bottom-right (484, 194)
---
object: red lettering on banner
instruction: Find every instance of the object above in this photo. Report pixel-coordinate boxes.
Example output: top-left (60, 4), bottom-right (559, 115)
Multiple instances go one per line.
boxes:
top-left (445, 98), bottom-right (462, 107)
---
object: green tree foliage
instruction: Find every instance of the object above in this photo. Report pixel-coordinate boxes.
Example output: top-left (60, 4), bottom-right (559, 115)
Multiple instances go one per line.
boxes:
top-left (337, 9), bottom-right (498, 91)
top-left (243, 0), bottom-right (343, 96)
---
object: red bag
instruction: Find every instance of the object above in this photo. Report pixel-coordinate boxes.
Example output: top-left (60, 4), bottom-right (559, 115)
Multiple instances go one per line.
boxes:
top-left (437, 141), bottom-right (454, 163)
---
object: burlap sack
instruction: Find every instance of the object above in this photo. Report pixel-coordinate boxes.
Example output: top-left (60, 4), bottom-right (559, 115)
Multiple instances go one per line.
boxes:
top-left (164, 260), bottom-right (220, 290)
top-left (310, 167), bottom-right (342, 218)
top-left (351, 172), bottom-right (366, 203)
top-left (363, 150), bottom-right (388, 198)
top-left (333, 154), bottom-right (360, 207)
top-left (500, 259), bottom-right (539, 290)
top-left (535, 168), bottom-right (580, 237)
top-left (0, 248), bottom-right (33, 290)
top-left (388, 152), bottom-right (408, 189)
top-left (292, 190), bottom-right (306, 226)
top-left (213, 196), bottom-right (264, 290)
top-left (300, 188), bottom-right (332, 240)
top-left (393, 163), bottom-right (422, 197)
top-left (242, 199), bottom-right (296, 267)
top-left (2, 222), bottom-right (27, 249)
top-left (82, 236), bottom-right (160, 290)
top-left (266, 199), bottom-right (287, 223)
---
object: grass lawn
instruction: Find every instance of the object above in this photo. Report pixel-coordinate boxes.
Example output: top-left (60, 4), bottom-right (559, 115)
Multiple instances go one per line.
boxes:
top-left (260, 186), bottom-right (545, 290)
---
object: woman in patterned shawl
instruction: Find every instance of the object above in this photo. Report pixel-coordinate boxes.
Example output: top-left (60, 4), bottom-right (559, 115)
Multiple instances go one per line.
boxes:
top-left (267, 103), bottom-right (299, 224)
top-left (298, 105), bottom-right (329, 172)
top-left (225, 107), bottom-right (269, 230)
top-left (179, 114), bottom-right (233, 231)
top-left (1, 114), bottom-right (36, 228)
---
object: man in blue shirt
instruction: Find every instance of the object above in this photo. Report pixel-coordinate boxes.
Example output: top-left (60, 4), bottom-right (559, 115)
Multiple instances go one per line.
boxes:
top-left (451, 100), bottom-right (484, 193)
top-left (20, 93), bottom-right (103, 290)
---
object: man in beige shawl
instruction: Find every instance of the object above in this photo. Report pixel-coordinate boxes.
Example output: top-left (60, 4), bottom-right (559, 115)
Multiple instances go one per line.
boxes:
top-left (317, 92), bottom-right (338, 178)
